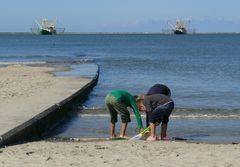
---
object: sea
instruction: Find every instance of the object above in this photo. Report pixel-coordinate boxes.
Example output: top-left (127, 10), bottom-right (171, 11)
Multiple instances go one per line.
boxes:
top-left (0, 33), bottom-right (240, 143)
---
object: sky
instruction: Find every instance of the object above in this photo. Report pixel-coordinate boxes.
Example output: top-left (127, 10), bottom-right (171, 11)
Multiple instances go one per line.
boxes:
top-left (0, 0), bottom-right (240, 33)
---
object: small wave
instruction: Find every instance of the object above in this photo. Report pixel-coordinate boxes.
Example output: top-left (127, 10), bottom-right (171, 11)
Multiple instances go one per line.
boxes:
top-left (75, 59), bottom-right (95, 63)
top-left (78, 113), bottom-right (240, 119)
top-left (172, 108), bottom-right (240, 119)
top-left (171, 114), bottom-right (240, 119)
top-left (0, 61), bottom-right (46, 65)
top-left (78, 114), bottom-right (109, 117)
top-left (46, 58), bottom-right (95, 64)
top-left (81, 106), bottom-right (103, 110)
top-left (79, 107), bottom-right (240, 119)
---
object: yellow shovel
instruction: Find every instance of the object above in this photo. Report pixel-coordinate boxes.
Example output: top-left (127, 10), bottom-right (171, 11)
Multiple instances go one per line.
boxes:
top-left (129, 127), bottom-right (150, 140)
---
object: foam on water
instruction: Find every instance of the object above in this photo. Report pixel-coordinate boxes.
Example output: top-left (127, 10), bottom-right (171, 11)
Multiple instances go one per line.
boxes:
top-left (79, 107), bottom-right (240, 119)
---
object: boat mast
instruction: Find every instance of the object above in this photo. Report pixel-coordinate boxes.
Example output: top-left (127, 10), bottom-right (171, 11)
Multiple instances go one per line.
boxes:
top-left (35, 20), bottom-right (42, 29)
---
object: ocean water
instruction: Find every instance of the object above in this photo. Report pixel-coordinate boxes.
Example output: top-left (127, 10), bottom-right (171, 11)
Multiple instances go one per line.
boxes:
top-left (0, 34), bottom-right (240, 143)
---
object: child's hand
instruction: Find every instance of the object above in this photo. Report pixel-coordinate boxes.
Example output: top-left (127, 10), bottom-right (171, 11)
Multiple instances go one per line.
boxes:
top-left (143, 132), bottom-right (150, 138)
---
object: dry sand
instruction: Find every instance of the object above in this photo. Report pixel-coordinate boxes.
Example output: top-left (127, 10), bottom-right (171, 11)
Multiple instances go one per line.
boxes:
top-left (0, 65), bottom-right (239, 167)
top-left (0, 65), bottom-right (91, 135)
top-left (0, 140), bottom-right (239, 167)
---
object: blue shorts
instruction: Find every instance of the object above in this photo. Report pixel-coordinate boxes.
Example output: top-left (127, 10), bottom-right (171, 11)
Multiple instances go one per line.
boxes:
top-left (148, 101), bottom-right (174, 124)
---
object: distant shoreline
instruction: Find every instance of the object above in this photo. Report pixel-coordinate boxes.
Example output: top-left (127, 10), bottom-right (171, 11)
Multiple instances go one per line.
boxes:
top-left (1, 32), bottom-right (240, 35)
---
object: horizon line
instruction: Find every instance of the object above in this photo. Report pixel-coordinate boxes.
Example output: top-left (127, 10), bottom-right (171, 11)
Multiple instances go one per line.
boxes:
top-left (1, 32), bottom-right (240, 35)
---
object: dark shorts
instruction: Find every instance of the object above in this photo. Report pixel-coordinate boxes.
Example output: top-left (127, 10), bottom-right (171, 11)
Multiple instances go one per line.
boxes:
top-left (105, 94), bottom-right (131, 123)
top-left (149, 101), bottom-right (174, 124)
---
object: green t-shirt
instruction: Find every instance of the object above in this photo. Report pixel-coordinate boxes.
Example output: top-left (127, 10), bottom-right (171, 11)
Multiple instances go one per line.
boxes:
top-left (110, 90), bottom-right (143, 129)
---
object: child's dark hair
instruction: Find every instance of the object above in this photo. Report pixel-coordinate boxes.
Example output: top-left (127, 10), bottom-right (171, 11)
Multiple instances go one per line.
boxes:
top-left (134, 95), bottom-right (144, 102)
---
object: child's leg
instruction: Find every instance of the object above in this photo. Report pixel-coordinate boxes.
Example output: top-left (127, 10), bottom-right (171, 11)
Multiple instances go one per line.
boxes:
top-left (150, 122), bottom-right (156, 137)
top-left (161, 123), bottom-right (168, 139)
top-left (105, 94), bottom-right (118, 138)
top-left (113, 100), bottom-right (130, 138)
top-left (119, 122), bottom-right (128, 138)
top-left (110, 122), bottom-right (116, 138)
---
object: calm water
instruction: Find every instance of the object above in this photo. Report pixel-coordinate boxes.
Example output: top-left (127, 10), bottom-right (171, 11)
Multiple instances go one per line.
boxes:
top-left (0, 34), bottom-right (240, 143)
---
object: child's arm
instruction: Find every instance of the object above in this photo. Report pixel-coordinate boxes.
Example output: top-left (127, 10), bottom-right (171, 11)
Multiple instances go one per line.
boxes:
top-left (130, 97), bottom-right (143, 130)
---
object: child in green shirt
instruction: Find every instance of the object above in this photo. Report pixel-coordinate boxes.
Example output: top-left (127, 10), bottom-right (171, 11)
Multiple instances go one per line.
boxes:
top-left (105, 90), bottom-right (144, 138)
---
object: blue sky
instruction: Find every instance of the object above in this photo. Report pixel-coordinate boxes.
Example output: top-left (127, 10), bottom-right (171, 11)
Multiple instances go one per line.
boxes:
top-left (0, 0), bottom-right (240, 32)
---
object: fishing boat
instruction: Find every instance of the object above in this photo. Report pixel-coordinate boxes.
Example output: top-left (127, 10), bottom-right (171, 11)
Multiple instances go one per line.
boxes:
top-left (31, 18), bottom-right (65, 35)
top-left (172, 20), bottom-right (187, 34)
top-left (163, 19), bottom-right (195, 35)
top-left (169, 19), bottom-right (187, 34)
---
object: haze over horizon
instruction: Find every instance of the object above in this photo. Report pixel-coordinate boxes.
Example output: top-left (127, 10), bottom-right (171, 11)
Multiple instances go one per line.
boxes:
top-left (1, 0), bottom-right (240, 33)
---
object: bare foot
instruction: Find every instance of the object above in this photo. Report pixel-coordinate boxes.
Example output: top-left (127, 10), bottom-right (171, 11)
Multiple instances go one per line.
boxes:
top-left (110, 134), bottom-right (117, 139)
top-left (161, 137), bottom-right (170, 141)
top-left (146, 136), bottom-right (159, 141)
top-left (119, 135), bottom-right (129, 139)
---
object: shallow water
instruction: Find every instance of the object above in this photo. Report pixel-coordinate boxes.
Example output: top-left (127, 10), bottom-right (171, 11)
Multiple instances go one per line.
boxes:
top-left (50, 113), bottom-right (240, 144)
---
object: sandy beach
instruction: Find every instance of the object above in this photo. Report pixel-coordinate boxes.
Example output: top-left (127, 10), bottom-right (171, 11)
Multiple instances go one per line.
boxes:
top-left (0, 140), bottom-right (239, 167)
top-left (0, 65), bottom-right (91, 135)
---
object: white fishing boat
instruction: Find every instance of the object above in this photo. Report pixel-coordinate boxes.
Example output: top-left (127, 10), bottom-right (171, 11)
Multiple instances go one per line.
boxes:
top-left (31, 18), bottom-right (65, 35)
top-left (163, 19), bottom-right (196, 35)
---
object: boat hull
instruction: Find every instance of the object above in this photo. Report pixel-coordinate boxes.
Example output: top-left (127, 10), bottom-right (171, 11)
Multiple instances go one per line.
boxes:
top-left (39, 29), bottom-right (56, 35)
top-left (174, 29), bottom-right (187, 35)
